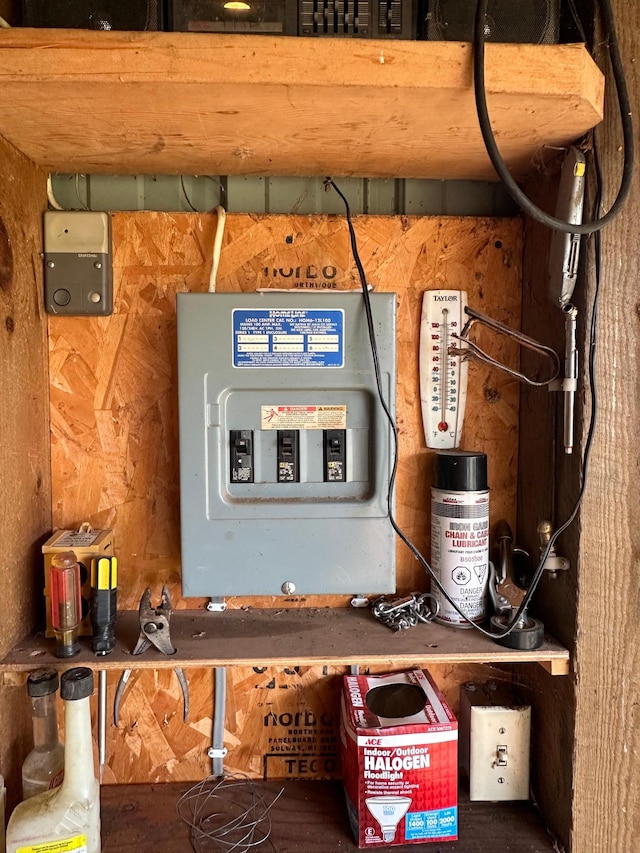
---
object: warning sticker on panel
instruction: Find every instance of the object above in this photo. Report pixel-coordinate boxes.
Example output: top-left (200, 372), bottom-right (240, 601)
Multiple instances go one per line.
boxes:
top-left (233, 308), bottom-right (344, 368)
top-left (261, 405), bottom-right (346, 430)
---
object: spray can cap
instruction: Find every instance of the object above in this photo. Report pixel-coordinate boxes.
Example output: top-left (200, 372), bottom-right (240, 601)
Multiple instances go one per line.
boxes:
top-left (27, 669), bottom-right (59, 697)
top-left (61, 667), bottom-right (94, 701)
top-left (435, 451), bottom-right (488, 491)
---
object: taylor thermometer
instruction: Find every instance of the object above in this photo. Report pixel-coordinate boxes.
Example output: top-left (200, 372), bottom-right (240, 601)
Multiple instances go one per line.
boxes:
top-left (420, 290), bottom-right (468, 449)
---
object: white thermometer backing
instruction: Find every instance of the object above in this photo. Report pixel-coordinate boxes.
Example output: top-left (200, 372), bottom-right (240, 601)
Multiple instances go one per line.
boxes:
top-left (420, 290), bottom-right (468, 449)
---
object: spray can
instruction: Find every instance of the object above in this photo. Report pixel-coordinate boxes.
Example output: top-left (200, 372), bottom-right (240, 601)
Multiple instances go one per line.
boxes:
top-left (431, 451), bottom-right (489, 628)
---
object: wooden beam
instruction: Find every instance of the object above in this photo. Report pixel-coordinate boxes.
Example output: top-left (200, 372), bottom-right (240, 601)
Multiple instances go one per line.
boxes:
top-left (0, 31), bottom-right (603, 178)
top-left (0, 135), bottom-right (49, 655)
top-left (517, 171), bottom-right (575, 849)
top-left (0, 132), bottom-right (49, 808)
top-left (571, 1), bottom-right (640, 850)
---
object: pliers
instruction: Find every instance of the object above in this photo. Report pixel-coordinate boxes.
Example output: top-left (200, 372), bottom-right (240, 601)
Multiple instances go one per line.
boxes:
top-left (114, 586), bottom-right (189, 725)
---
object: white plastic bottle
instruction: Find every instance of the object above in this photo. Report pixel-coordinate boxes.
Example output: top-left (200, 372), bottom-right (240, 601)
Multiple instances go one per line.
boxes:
top-left (6, 667), bottom-right (100, 853)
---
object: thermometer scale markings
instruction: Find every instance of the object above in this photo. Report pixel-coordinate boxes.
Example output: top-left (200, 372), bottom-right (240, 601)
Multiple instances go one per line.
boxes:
top-left (432, 311), bottom-right (459, 431)
top-left (437, 308), bottom-right (451, 433)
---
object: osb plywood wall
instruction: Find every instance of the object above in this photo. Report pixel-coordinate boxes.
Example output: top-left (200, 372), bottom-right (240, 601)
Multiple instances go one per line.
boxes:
top-left (101, 661), bottom-right (508, 785)
top-left (49, 213), bottom-right (522, 782)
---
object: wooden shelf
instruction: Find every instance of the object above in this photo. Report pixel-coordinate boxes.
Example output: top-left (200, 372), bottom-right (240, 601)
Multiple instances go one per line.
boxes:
top-left (0, 30), bottom-right (603, 179)
top-left (0, 607), bottom-right (570, 676)
top-left (101, 781), bottom-right (558, 852)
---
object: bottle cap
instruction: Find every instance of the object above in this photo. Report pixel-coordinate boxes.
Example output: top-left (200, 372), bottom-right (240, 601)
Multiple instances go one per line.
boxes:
top-left (60, 667), bottom-right (94, 701)
top-left (27, 669), bottom-right (59, 697)
top-left (435, 451), bottom-right (488, 492)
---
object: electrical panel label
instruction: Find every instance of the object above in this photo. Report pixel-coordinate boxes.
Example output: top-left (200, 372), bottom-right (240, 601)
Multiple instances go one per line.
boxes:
top-left (261, 405), bottom-right (347, 430)
top-left (232, 308), bottom-right (344, 368)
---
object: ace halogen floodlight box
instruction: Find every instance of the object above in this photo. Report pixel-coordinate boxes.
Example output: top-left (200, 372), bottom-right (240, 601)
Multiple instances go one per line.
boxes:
top-left (340, 669), bottom-right (458, 847)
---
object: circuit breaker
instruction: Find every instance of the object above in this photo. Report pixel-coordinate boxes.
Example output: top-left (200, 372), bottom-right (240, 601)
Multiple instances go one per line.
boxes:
top-left (177, 292), bottom-right (397, 597)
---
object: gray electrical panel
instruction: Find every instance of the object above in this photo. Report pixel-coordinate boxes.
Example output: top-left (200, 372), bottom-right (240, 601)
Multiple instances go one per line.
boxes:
top-left (177, 291), bottom-right (397, 598)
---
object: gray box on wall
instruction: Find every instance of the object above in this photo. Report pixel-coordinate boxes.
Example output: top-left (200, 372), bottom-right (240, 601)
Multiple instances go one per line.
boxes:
top-left (177, 291), bottom-right (397, 598)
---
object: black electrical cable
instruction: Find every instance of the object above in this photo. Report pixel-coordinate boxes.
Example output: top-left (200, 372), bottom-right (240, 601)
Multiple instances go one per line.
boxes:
top-left (327, 177), bottom-right (601, 641)
top-left (180, 175), bottom-right (199, 213)
top-left (566, 0), bottom-right (590, 46)
top-left (473, 0), bottom-right (633, 234)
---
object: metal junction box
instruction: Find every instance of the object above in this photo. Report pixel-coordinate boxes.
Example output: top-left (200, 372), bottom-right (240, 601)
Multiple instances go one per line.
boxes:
top-left (177, 292), bottom-right (397, 598)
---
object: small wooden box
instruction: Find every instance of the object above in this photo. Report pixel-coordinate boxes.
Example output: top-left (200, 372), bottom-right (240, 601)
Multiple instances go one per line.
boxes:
top-left (42, 527), bottom-right (114, 637)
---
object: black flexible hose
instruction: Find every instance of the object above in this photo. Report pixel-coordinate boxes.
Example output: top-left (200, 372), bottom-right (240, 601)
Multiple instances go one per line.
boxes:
top-left (473, 0), bottom-right (633, 233)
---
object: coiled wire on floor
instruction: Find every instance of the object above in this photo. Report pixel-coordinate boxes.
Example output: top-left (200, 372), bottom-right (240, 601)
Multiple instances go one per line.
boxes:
top-left (176, 773), bottom-right (284, 853)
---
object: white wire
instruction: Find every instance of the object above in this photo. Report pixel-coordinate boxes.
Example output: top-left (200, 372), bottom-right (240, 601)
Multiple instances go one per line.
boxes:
top-left (46, 175), bottom-right (64, 210)
top-left (208, 205), bottom-right (227, 293)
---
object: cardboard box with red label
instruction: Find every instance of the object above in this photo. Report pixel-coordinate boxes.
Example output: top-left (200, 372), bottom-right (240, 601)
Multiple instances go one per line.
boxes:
top-left (340, 669), bottom-right (458, 847)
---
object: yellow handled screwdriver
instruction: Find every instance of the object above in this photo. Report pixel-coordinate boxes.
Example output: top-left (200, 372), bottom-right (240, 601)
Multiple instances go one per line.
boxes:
top-left (90, 556), bottom-right (117, 655)
top-left (91, 556), bottom-right (117, 782)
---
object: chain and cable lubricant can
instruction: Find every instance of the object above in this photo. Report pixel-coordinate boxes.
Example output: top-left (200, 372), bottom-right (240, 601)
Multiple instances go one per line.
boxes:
top-left (431, 452), bottom-right (489, 628)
